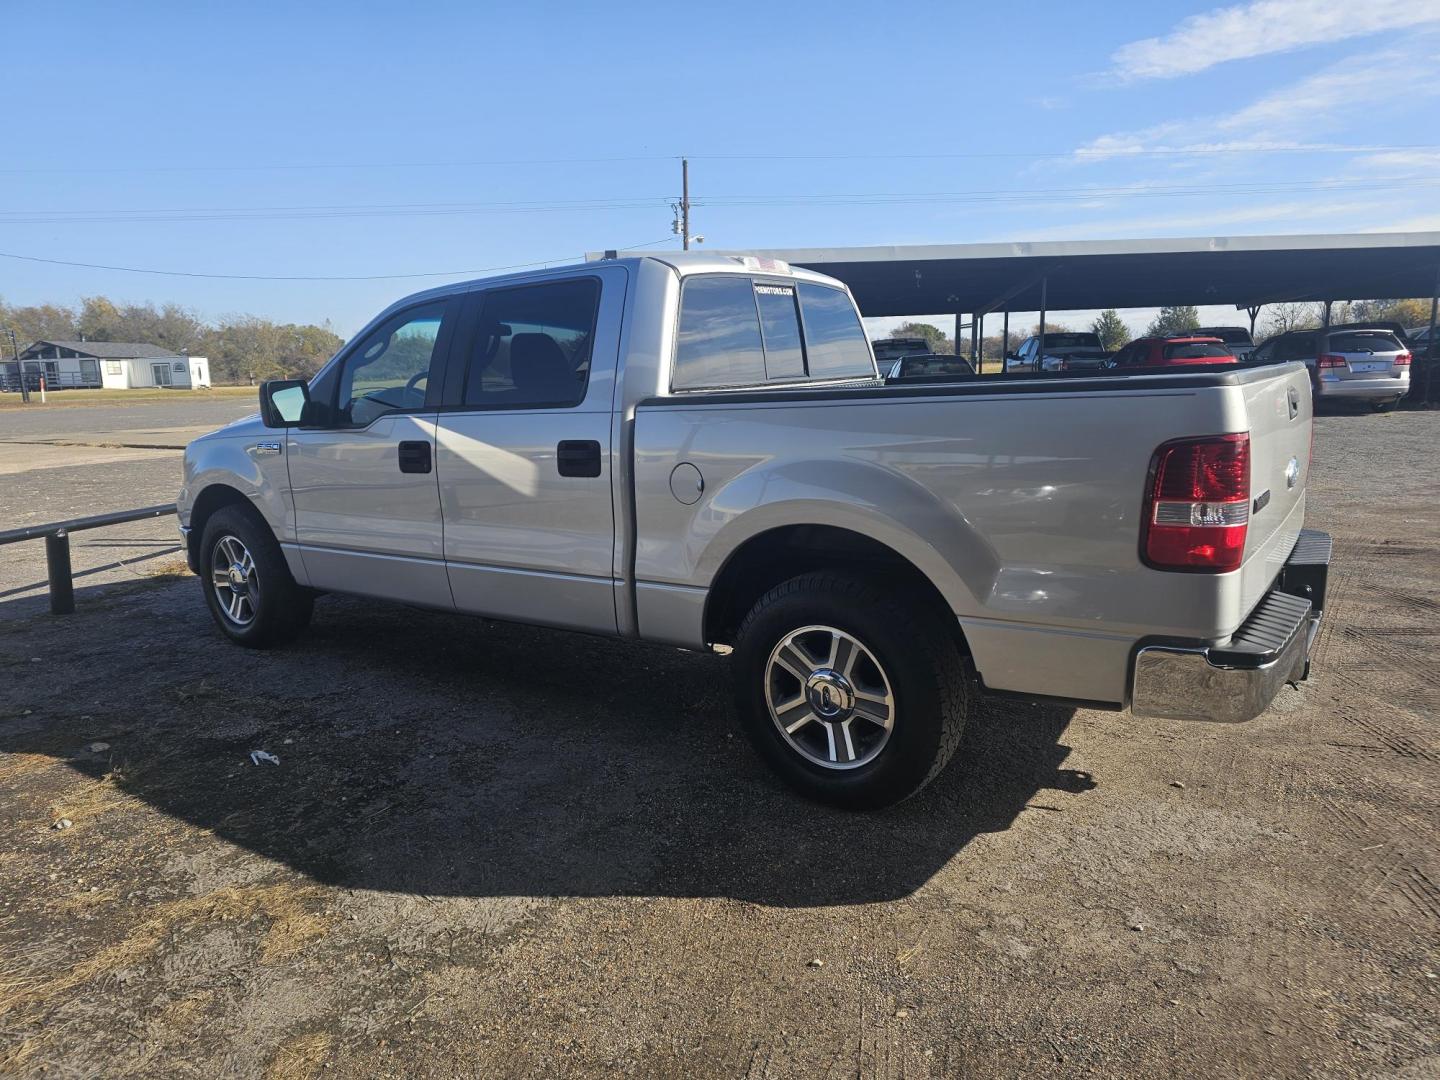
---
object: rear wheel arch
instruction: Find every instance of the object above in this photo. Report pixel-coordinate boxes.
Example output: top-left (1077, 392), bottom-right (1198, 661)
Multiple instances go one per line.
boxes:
top-left (703, 524), bottom-right (965, 655)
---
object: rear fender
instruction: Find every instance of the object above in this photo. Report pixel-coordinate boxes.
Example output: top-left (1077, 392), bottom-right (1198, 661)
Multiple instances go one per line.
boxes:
top-left (696, 457), bottom-right (999, 616)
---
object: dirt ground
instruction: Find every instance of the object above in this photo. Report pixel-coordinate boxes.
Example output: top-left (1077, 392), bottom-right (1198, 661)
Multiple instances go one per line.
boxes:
top-left (1, 408), bottom-right (1437, 1078)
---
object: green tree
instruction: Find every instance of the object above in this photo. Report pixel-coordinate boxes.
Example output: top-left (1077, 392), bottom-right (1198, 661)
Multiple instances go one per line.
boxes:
top-left (890, 322), bottom-right (953, 353)
top-left (0, 299), bottom-right (79, 346)
top-left (1091, 309), bottom-right (1131, 351)
top-left (1144, 305), bottom-right (1200, 337)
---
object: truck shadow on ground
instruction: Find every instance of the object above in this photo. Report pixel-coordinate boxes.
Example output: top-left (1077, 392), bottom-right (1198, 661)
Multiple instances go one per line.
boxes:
top-left (1, 582), bottom-right (1093, 907)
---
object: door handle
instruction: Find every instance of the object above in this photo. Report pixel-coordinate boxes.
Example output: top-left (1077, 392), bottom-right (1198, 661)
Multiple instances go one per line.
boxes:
top-left (556, 439), bottom-right (602, 478)
top-left (397, 440), bottom-right (432, 474)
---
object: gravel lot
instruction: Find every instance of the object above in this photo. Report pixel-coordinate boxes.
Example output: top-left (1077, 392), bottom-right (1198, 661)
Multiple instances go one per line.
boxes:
top-left (0, 404), bottom-right (1437, 1078)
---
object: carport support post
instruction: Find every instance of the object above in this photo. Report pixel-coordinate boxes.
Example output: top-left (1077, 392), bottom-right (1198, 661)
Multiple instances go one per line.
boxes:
top-left (45, 530), bottom-right (74, 616)
top-left (1322, 300), bottom-right (1332, 328)
top-left (1247, 305), bottom-right (1262, 339)
top-left (1002, 310), bottom-right (1009, 373)
top-left (1426, 264), bottom-right (1439, 405)
top-left (1038, 277), bottom-right (1048, 367)
top-left (975, 312), bottom-right (984, 369)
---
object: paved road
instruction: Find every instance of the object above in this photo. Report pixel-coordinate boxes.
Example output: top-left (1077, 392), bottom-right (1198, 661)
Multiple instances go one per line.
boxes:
top-left (0, 409), bottom-right (1437, 1077)
top-left (0, 398), bottom-right (252, 616)
top-left (0, 396), bottom-right (256, 440)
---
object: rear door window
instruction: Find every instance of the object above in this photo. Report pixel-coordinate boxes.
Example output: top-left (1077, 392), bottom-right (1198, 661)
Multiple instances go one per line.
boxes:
top-left (1327, 331), bottom-right (1402, 354)
top-left (462, 278), bottom-right (600, 408)
top-left (797, 283), bottom-right (875, 379)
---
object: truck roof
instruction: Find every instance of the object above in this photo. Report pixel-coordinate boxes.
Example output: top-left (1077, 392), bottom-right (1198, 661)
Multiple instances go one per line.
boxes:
top-left (374, 252), bottom-right (854, 327)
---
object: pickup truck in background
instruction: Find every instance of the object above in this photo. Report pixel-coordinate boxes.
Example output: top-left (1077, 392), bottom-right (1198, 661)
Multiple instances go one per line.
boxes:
top-left (178, 253), bottom-right (1329, 808)
top-left (1004, 331), bottom-right (1111, 372)
top-left (871, 337), bottom-right (934, 367)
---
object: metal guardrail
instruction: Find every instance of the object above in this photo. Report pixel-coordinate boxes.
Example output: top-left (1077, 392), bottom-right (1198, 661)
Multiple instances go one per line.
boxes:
top-left (0, 504), bottom-right (176, 614)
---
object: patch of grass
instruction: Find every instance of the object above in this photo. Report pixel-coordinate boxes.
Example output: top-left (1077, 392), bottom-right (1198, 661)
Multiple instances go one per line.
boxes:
top-left (265, 1031), bottom-right (333, 1080)
top-left (0, 386), bottom-right (256, 409)
top-left (0, 882), bottom-right (332, 1020)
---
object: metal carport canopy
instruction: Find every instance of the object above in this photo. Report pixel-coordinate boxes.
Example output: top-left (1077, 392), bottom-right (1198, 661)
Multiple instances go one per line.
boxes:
top-left (727, 232), bottom-right (1440, 317)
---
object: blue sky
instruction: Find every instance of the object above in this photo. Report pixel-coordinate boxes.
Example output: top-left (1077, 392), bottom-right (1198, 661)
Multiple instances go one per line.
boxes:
top-left (4, 0), bottom-right (1439, 339)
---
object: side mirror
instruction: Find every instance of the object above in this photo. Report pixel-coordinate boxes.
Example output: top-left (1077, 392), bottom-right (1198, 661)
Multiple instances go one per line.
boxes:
top-left (259, 379), bottom-right (309, 428)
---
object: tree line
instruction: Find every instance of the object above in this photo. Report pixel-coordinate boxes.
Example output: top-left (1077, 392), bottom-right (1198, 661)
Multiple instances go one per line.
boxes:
top-left (891, 297), bottom-right (1434, 357)
top-left (0, 296), bottom-right (344, 384)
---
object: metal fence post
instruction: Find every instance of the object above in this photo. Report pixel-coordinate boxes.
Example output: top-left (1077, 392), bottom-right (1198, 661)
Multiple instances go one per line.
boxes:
top-left (45, 530), bottom-right (75, 615)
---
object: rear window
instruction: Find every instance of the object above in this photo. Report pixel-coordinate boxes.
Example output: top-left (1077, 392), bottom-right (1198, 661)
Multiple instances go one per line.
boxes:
top-left (673, 275), bottom-right (874, 389)
top-left (673, 276), bottom-right (767, 389)
top-left (1164, 342), bottom-right (1233, 360)
top-left (754, 284), bottom-right (806, 379)
top-left (1038, 333), bottom-right (1100, 349)
top-left (1327, 331), bottom-right (1403, 354)
top-left (797, 283), bottom-right (874, 378)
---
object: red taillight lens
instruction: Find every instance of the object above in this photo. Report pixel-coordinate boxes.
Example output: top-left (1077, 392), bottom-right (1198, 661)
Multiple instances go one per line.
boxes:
top-left (1394, 352), bottom-right (1412, 366)
top-left (1142, 434), bottom-right (1250, 572)
top-left (1317, 354), bottom-right (1346, 369)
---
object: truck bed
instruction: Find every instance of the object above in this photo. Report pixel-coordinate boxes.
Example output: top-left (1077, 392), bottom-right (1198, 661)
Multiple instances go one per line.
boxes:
top-left (630, 362), bottom-right (1313, 706)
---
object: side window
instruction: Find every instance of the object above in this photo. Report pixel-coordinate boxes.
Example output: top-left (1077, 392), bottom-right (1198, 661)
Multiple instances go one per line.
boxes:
top-left (337, 303), bottom-right (446, 427)
top-left (674, 276), bottom-right (768, 389)
top-left (462, 278), bottom-right (599, 408)
top-left (754, 283), bottom-right (806, 380)
top-left (797, 283), bottom-right (874, 379)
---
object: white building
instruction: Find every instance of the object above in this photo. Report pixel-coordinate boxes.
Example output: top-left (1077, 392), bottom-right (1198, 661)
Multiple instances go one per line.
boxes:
top-left (3, 341), bottom-right (210, 390)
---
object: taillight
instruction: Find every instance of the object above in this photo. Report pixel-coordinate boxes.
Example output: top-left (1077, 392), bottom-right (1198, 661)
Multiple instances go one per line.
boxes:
top-left (1142, 434), bottom-right (1250, 572)
top-left (1394, 352), bottom-right (1412, 366)
top-left (1317, 354), bottom-right (1346, 369)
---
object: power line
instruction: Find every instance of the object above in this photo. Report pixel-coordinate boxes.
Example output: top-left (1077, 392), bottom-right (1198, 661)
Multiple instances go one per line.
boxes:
top-left (4, 175), bottom-right (1436, 226)
top-left (1, 144), bottom-right (1436, 176)
top-left (0, 238), bottom-right (674, 282)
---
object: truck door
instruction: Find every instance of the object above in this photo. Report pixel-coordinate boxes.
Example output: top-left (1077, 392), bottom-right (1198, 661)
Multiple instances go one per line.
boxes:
top-left (286, 298), bottom-right (460, 609)
top-left (434, 267), bottom-right (626, 634)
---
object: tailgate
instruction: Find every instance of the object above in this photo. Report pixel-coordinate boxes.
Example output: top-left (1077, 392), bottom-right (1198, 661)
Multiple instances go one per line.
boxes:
top-left (1238, 363), bottom-right (1312, 605)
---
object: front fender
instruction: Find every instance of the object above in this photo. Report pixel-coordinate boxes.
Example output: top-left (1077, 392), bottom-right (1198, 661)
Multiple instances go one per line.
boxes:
top-left (180, 430), bottom-right (294, 542)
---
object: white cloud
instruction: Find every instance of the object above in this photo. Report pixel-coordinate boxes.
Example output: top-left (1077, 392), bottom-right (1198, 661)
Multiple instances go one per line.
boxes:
top-left (1110, 0), bottom-right (1440, 80)
top-left (1076, 47), bottom-right (1440, 160)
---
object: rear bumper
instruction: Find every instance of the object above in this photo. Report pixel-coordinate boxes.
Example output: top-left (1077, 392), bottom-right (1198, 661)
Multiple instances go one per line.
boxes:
top-left (1315, 375), bottom-right (1408, 400)
top-left (1130, 529), bottom-right (1331, 723)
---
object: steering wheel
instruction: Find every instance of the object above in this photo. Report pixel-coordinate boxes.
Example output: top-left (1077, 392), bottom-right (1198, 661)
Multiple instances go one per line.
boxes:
top-left (403, 370), bottom-right (427, 404)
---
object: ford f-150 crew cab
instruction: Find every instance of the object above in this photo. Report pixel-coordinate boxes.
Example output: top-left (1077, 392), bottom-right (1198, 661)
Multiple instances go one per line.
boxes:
top-left (178, 253), bottom-right (1329, 808)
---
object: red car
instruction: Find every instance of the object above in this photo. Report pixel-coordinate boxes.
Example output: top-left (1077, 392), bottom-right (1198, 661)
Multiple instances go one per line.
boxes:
top-left (1109, 336), bottom-right (1237, 369)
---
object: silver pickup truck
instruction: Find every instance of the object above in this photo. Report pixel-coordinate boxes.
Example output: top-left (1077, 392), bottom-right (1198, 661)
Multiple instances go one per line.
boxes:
top-left (178, 253), bottom-right (1330, 808)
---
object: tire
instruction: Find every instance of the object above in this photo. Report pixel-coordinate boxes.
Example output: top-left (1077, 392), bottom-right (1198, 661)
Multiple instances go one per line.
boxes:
top-left (198, 504), bottom-right (313, 648)
top-left (731, 571), bottom-right (970, 809)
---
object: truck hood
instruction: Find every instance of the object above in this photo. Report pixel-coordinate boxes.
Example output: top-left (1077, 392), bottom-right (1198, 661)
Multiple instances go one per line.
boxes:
top-left (193, 412), bottom-right (266, 442)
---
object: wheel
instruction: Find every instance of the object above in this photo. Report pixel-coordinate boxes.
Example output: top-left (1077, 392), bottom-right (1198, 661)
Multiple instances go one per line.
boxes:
top-left (731, 571), bottom-right (970, 809)
top-left (199, 504), bottom-right (313, 648)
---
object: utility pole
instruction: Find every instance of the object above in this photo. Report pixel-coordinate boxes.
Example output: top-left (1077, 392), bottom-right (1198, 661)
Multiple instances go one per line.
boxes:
top-left (681, 158), bottom-right (691, 250)
top-left (673, 158), bottom-right (692, 250)
top-left (2, 326), bottom-right (28, 403)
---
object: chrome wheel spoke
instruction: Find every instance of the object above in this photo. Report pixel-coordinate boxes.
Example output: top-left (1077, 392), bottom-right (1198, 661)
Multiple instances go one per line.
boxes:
top-left (824, 719), bottom-right (857, 764)
top-left (853, 689), bottom-right (893, 729)
top-left (785, 710), bottom-right (818, 734)
top-left (773, 643), bottom-right (813, 683)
